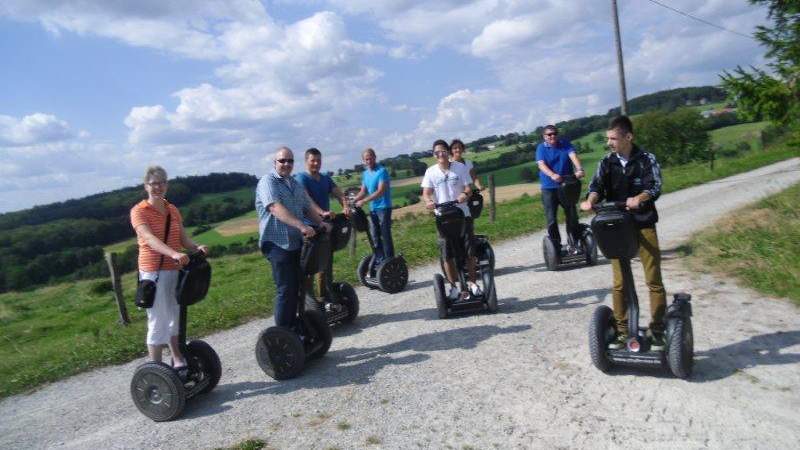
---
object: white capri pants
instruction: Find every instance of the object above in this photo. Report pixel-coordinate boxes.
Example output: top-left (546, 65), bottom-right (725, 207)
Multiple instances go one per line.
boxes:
top-left (140, 270), bottom-right (180, 346)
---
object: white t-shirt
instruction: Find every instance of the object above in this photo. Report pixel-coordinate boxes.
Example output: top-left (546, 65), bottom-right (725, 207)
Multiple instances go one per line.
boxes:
top-left (452, 158), bottom-right (475, 183)
top-left (421, 161), bottom-right (471, 217)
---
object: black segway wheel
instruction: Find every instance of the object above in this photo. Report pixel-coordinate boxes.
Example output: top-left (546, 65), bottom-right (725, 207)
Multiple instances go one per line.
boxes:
top-left (542, 235), bottom-right (560, 271)
top-left (255, 327), bottom-right (305, 380)
top-left (583, 232), bottom-right (599, 266)
top-left (589, 306), bottom-right (615, 373)
top-left (433, 273), bottom-right (448, 319)
top-left (667, 317), bottom-right (694, 379)
top-left (303, 308), bottom-right (333, 359)
top-left (378, 256), bottom-right (408, 293)
top-left (486, 285), bottom-right (498, 313)
top-left (130, 362), bottom-right (186, 422)
top-left (357, 254), bottom-right (374, 288)
top-left (334, 282), bottom-right (359, 323)
top-left (186, 340), bottom-right (222, 394)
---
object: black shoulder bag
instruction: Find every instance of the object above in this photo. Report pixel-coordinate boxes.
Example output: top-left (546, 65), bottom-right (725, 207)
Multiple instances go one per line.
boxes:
top-left (135, 211), bottom-right (172, 308)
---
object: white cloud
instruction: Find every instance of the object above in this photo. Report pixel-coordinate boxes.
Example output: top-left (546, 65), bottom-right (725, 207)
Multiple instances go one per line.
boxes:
top-left (0, 113), bottom-right (74, 147)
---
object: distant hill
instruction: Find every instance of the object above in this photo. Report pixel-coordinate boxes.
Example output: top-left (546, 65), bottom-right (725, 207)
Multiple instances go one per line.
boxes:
top-left (0, 172), bottom-right (257, 292)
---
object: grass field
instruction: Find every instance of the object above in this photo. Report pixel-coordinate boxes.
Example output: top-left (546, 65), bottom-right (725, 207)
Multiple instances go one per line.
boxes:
top-left (684, 181), bottom-right (800, 305)
top-left (2, 125), bottom-right (796, 398)
top-left (709, 121), bottom-right (769, 149)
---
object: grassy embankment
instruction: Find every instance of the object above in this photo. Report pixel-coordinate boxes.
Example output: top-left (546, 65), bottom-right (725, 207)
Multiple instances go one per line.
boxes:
top-left (0, 127), bottom-right (796, 398)
top-left (683, 181), bottom-right (800, 305)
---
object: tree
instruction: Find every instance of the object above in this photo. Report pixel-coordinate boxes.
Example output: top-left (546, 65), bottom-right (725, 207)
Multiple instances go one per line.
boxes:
top-left (720, 1), bottom-right (800, 140)
top-left (634, 109), bottom-right (710, 167)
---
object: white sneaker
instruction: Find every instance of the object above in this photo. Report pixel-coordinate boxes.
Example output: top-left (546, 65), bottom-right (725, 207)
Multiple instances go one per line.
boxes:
top-left (468, 282), bottom-right (482, 296)
top-left (448, 285), bottom-right (460, 300)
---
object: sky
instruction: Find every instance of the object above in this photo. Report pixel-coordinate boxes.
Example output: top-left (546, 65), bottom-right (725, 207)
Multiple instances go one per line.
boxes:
top-left (0, 0), bottom-right (770, 213)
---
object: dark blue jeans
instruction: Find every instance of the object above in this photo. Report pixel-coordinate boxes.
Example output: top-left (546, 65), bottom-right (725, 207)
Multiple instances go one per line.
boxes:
top-left (261, 241), bottom-right (301, 327)
top-left (541, 188), bottom-right (580, 246)
top-left (369, 208), bottom-right (395, 265)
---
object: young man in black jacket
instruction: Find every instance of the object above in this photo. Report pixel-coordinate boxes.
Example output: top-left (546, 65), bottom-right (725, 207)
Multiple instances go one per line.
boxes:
top-left (580, 116), bottom-right (667, 350)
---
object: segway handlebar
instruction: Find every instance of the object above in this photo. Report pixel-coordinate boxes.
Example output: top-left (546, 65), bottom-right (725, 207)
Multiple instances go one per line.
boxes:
top-left (592, 201), bottom-right (627, 212)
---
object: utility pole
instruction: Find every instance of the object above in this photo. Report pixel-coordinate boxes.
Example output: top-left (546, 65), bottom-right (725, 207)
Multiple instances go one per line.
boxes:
top-left (611, 0), bottom-right (629, 115)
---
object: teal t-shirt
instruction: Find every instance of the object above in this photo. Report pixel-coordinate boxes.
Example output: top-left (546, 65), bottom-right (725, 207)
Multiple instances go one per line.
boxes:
top-left (362, 165), bottom-right (392, 210)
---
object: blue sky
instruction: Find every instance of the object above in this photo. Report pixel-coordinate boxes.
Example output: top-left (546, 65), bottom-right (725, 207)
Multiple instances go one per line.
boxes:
top-left (0, 0), bottom-right (768, 213)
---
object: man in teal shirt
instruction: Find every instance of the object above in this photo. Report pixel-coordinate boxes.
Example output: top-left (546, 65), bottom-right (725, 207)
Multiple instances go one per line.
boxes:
top-left (354, 147), bottom-right (394, 267)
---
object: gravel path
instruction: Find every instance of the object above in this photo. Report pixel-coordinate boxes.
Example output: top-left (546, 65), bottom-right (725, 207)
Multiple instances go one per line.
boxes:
top-left (2, 158), bottom-right (799, 450)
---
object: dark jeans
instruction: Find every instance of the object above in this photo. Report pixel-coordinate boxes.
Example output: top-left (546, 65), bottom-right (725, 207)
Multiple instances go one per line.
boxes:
top-left (541, 188), bottom-right (580, 246)
top-left (261, 241), bottom-right (301, 327)
top-left (369, 208), bottom-right (395, 265)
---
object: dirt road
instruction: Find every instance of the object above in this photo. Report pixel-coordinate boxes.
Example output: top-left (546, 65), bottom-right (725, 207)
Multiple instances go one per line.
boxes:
top-left (2, 159), bottom-right (799, 449)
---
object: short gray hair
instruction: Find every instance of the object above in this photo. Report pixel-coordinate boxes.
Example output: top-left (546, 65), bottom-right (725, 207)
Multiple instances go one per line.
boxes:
top-left (143, 165), bottom-right (167, 184)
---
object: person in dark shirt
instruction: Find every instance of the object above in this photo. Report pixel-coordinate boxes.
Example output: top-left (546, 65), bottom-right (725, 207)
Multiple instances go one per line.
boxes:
top-left (580, 116), bottom-right (667, 351)
top-left (294, 147), bottom-right (349, 299)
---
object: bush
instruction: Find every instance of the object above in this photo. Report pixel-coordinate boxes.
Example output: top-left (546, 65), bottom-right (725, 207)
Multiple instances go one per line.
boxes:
top-left (89, 280), bottom-right (113, 295)
top-left (520, 166), bottom-right (538, 182)
top-left (192, 224), bottom-right (212, 236)
top-left (635, 109), bottom-right (710, 167)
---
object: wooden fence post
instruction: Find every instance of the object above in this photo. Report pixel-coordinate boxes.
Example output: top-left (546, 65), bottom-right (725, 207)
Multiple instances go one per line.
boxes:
top-left (488, 174), bottom-right (496, 223)
top-left (105, 252), bottom-right (130, 326)
top-left (709, 146), bottom-right (715, 171)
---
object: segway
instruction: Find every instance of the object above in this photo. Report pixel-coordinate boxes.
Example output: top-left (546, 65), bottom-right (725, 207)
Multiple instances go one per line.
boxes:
top-left (542, 174), bottom-right (598, 270)
top-left (255, 227), bottom-right (333, 380)
top-left (467, 189), bottom-right (495, 272)
top-left (350, 198), bottom-right (409, 294)
top-left (130, 252), bottom-right (221, 422)
top-left (432, 201), bottom-right (497, 319)
top-left (305, 214), bottom-right (360, 325)
top-left (587, 202), bottom-right (694, 378)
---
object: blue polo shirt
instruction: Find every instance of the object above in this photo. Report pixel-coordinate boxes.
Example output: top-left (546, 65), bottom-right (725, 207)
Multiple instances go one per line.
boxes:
top-left (255, 170), bottom-right (311, 251)
top-left (362, 165), bottom-right (392, 210)
top-left (536, 140), bottom-right (576, 190)
top-left (294, 172), bottom-right (336, 211)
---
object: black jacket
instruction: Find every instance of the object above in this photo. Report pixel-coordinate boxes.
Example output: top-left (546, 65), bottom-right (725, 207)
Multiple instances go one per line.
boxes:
top-left (587, 145), bottom-right (663, 228)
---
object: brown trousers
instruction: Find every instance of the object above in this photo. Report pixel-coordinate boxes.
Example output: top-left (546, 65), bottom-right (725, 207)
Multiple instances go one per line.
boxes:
top-left (304, 246), bottom-right (333, 299)
top-left (610, 227), bottom-right (666, 334)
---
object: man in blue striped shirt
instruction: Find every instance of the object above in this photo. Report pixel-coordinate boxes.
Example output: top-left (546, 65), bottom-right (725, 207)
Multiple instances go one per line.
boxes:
top-left (256, 146), bottom-right (331, 327)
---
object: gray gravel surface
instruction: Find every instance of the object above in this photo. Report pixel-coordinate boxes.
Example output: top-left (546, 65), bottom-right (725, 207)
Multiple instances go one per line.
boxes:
top-left (2, 158), bottom-right (800, 450)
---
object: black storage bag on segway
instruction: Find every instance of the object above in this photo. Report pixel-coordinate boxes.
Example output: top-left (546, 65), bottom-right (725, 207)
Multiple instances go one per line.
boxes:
top-left (590, 206), bottom-right (638, 260)
top-left (351, 207), bottom-right (369, 233)
top-left (558, 177), bottom-right (582, 206)
top-left (177, 255), bottom-right (212, 306)
top-left (301, 230), bottom-right (332, 275)
top-left (330, 214), bottom-right (352, 252)
top-left (468, 191), bottom-right (484, 218)
top-left (436, 204), bottom-right (466, 241)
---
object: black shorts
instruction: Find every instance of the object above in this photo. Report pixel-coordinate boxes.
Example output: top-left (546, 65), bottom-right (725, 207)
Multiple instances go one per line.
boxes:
top-left (437, 216), bottom-right (474, 260)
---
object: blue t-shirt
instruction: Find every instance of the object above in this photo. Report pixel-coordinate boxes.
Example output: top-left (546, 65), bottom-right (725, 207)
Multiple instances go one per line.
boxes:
top-left (536, 140), bottom-right (577, 190)
top-left (361, 165), bottom-right (392, 210)
top-left (294, 172), bottom-right (336, 211)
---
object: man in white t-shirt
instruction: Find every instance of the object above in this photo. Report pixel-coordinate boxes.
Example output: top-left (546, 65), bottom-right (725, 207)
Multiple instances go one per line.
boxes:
top-left (422, 139), bottom-right (481, 300)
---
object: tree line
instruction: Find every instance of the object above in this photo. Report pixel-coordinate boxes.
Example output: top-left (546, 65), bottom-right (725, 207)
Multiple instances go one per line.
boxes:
top-left (0, 172), bottom-right (257, 292)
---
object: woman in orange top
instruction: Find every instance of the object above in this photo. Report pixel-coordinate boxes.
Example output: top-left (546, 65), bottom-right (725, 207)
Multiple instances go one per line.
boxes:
top-left (130, 166), bottom-right (208, 370)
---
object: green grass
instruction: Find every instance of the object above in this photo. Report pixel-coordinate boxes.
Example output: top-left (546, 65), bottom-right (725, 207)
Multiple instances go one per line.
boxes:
top-left (1, 127), bottom-right (796, 398)
top-left (710, 121), bottom-right (769, 149)
top-left (684, 182), bottom-right (800, 305)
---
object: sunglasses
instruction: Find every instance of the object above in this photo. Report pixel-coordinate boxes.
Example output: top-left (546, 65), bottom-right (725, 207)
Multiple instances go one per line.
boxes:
top-left (276, 159), bottom-right (294, 164)
top-left (544, 132), bottom-right (558, 137)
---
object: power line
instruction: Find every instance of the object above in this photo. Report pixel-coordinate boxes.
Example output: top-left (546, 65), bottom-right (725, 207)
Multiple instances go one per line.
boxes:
top-left (645, 0), bottom-right (755, 40)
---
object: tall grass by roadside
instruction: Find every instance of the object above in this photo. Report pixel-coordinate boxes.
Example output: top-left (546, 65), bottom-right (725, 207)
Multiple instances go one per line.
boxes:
top-left (683, 182), bottom-right (800, 305)
top-left (0, 141), bottom-right (797, 398)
